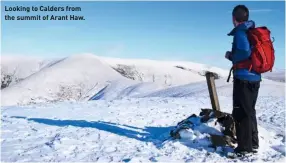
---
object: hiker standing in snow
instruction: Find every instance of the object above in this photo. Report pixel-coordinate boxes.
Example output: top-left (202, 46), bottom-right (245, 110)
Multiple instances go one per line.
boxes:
top-left (225, 5), bottom-right (262, 155)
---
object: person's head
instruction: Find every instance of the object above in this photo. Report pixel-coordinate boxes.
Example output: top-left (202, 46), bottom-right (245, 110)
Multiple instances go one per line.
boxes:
top-left (232, 5), bottom-right (249, 27)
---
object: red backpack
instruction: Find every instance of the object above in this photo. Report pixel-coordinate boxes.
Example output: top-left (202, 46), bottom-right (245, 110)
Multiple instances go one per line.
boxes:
top-left (227, 26), bottom-right (275, 82)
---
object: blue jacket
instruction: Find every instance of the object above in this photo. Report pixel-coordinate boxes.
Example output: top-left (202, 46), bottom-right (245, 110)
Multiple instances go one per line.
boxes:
top-left (227, 20), bottom-right (261, 82)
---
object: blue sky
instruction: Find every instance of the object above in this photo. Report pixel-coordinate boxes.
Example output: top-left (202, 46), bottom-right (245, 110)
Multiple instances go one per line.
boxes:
top-left (1, 1), bottom-right (285, 69)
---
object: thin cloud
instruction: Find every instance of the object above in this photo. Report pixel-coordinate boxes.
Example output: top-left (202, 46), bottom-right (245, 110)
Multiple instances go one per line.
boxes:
top-left (249, 9), bottom-right (273, 13)
top-left (104, 44), bottom-right (126, 57)
top-left (227, 9), bottom-right (273, 13)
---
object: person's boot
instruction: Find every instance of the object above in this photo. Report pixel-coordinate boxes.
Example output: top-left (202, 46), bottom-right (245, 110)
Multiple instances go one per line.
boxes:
top-left (252, 146), bottom-right (259, 154)
top-left (234, 147), bottom-right (253, 157)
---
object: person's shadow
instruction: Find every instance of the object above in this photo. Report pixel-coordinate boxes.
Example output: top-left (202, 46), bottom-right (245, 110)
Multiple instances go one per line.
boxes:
top-left (11, 116), bottom-right (174, 148)
top-left (11, 116), bottom-right (236, 158)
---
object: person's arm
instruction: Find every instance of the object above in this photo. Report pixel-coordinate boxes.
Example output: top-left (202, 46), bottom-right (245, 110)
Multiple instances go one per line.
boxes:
top-left (231, 31), bottom-right (251, 63)
top-left (225, 51), bottom-right (233, 61)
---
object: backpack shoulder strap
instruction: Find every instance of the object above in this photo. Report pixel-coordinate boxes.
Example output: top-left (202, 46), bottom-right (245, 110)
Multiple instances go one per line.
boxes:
top-left (227, 67), bottom-right (233, 82)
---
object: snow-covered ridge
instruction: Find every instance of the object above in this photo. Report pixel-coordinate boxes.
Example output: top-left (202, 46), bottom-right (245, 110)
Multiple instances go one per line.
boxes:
top-left (1, 54), bottom-right (228, 106)
top-left (1, 54), bottom-right (284, 106)
top-left (100, 56), bottom-right (229, 85)
top-left (1, 54), bottom-right (230, 88)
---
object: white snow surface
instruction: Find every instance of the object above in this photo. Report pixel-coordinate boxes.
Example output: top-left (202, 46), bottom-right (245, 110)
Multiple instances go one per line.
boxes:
top-left (1, 54), bottom-right (285, 162)
top-left (1, 79), bottom-right (285, 162)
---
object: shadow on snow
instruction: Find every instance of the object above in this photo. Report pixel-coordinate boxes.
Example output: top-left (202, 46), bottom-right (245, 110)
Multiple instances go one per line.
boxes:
top-left (11, 116), bottom-right (173, 148)
top-left (11, 116), bottom-right (236, 158)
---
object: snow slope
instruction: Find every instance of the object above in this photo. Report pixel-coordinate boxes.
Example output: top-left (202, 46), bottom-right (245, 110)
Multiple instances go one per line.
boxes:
top-left (101, 56), bottom-right (229, 86)
top-left (0, 55), bottom-right (47, 80)
top-left (2, 55), bottom-right (283, 89)
top-left (140, 78), bottom-right (285, 136)
top-left (1, 55), bottom-right (228, 88)
top-left (137, 78), bottom-right (285, 98)
top-left (1, 73), bottom-right (285, 162)
top-left (1, 54), bottom-right (150, 106)
top-left (1, 54), bottom-right (229, 106)
top-left (263, 69), bottom-right (285, 82)
top-left (0, 55), bottom-right (68, 83)
top-left (1, 54), bottom-right (284, 106)
top-left (1, 92), bottom-right (285, 162)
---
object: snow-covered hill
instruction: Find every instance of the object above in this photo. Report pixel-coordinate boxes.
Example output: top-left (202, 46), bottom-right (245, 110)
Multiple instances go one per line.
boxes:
top-left (1, 54), bottom-right (285, 107)
top-left (0, 54), bottom-right (228, 106)
top-left (2, 54), bottom-right (283, 89)
top-left (1, 54), bottom-right (144, 106)
top-left (1, 54), bottom-right (228, 87)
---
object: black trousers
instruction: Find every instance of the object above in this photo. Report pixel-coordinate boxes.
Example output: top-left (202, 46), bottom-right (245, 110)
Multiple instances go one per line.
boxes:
top-left (232, 78), bottom-right (260, 152)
